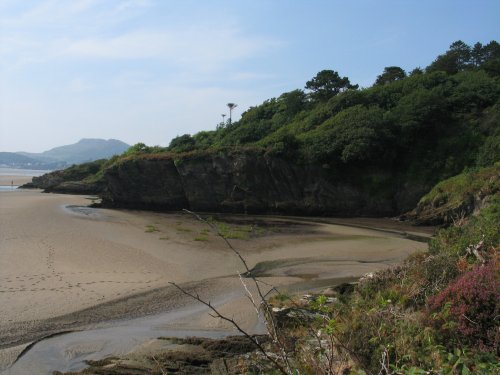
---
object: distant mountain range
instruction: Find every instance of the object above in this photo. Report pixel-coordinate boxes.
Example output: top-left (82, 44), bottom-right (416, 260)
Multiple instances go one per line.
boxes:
top-left (0, 139), bottom-right (130, 170)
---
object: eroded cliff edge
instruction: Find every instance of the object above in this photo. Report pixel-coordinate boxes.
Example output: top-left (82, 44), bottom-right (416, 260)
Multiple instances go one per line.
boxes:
top-left (99, 149), bottom-right (425, 217)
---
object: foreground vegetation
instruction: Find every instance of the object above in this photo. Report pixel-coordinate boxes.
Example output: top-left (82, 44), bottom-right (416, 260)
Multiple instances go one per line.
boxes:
top-left (268, 197), bottom-right (499, 374)
top-left (38, 40), bottom-right (500, 374)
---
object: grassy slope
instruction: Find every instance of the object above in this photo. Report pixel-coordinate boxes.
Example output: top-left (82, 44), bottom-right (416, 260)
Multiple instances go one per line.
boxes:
top-left (271, 198), bottom-right (499, 374)
top-left (405, 164), bottom-right (500, 224)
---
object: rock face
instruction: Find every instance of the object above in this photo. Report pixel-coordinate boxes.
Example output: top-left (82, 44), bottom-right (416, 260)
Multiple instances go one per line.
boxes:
top-left (22, 172), bottom-right (102, 194)
top-left (101, 150), bottom-right (426, 216)
top-left (22, 171), bottom-right (66, 190)
top-left (401, 164), bottom-right (499, 225)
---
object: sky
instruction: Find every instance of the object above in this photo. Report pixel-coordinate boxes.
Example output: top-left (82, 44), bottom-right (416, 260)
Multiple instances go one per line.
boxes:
top-left (1, 0), bottom-right (499, 152)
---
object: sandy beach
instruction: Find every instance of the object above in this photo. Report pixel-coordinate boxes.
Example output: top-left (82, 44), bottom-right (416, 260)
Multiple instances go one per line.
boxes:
top-left (0, 190), bottom-right (432, 370)
top-left (0, 175), bottom-right (33, 187)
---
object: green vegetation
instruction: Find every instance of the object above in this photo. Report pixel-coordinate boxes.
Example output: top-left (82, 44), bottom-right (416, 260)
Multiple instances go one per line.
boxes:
top-left (42, 40), bottom-right (499, 213)
top-left (176, 227), bottom-right (192, 232)
top-left (44, 40), bottom-right (500, 374)
top-left (342, 201), bottom-right (499, 373)
top-left (156, 41), bottom-right (500, 192)
top-left (193, 235), bottom-right (209, 242)
top-left (418, 163), bottom-right (499, 208)
top-left (60, 159), bottom-right (108, 182)
top-left (406, 164), bottom-right (499, 224)
top-left (273, 199), bottom-right (499, 374)
top-left (144, 224), bottom-right (160, 233)
top-left (207, 218), bottom-right (257, 240)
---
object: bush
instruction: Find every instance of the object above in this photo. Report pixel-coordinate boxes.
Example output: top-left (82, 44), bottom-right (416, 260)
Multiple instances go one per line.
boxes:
top-left (428, 262), bottom-right (499, 352)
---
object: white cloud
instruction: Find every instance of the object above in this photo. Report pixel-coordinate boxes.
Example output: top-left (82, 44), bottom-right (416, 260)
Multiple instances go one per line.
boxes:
top-left (113, 0), bottom-right (153, 14)
top-left (0, 0), bottom-right (285, 152)
top-left (63, 26), bottom-right (278, 71)
top-left (68, 77), bottom-right (94, 92)
top-left (1, 0), bottom-right (99, 27)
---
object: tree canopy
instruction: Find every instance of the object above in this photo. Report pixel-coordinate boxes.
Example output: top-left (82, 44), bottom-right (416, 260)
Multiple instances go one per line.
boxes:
top-left (305, 70), bottom-right (358, 102)
top-left (427, 40), bottom-right (500, 74)
top-left (375, 66), bottom-right (406, 85)
top-left (119, 40), bottom-right (499, 193)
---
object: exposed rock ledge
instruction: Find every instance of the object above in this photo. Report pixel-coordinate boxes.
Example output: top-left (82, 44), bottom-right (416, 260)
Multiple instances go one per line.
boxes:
top-left (99, 149), bottom-right (427, 217)
top-left (401, 164), bottom-right (499, 225)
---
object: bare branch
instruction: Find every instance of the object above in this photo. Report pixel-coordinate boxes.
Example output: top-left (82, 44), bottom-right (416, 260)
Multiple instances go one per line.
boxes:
top-left (182, 209), bottom-right (293, 373)
top-left (169, 281), bottom-right (289, 374)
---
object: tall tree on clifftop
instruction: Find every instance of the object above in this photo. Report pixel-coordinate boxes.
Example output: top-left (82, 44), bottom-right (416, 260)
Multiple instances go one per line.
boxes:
top-left (375, 66), bottom-right (406, 85)
top-left (305, 70), bottom-right (358, 102)
top-left (427, 40), bottom-right (472, 74)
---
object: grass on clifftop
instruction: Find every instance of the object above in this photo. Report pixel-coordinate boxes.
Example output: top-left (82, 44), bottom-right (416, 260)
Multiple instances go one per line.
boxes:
top-left (418, 163), bottom-right (499, 209)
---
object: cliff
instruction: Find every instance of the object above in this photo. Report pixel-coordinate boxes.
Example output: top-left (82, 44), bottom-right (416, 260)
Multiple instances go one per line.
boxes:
top-left (21, 159), bottom-right (106, 194)
top-left (402, 164), bottom-right (500, 225)
top-left (100, 149), bottom-right (427, 216)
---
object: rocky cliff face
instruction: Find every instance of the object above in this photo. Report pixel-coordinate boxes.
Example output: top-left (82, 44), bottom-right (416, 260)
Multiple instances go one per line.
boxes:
top-left (401, 164), bottom-right (499, 225)
top-left (22, 172), bottom-right (103, 194)
top-left (100, 150), bottom-right (426, 216)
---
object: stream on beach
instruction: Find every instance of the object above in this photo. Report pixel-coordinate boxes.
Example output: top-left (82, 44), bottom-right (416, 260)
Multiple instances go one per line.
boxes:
top-left (0, 190), bottom-right (432, 374)
top-left (4, 293), bottom-right (266, 375)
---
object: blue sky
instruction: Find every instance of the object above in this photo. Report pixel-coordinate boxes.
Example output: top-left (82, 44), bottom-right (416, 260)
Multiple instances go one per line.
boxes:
top-left (1, 0), bottom-right (499, 152)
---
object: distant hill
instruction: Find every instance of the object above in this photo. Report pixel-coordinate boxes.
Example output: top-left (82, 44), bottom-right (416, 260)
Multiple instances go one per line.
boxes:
top-left (0, 152), bottom-right (66, 170)
top-left (1, 139), bottom-right (130, 170)
top-left (26, 138), bottom-right (130, 164)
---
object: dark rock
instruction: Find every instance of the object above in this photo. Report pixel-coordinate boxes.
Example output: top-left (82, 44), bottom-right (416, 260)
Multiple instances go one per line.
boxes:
top-left (401, 166), bottom-right (499, 226)
top-left (100, 150), bottom-right (426, 216)
top-left (332, 282), bottom-right (356, 296)
top-left (45, 181), bottom-right (103, 195)
top-left (103, 158), bottom-right (188, 210)
top-left (22, 171), bottom-right (65, 190)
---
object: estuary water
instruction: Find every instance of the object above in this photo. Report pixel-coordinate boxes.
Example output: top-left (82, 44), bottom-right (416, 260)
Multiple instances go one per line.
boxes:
top-left (0, 168), bottom-right (52, 176)
top-left (0, 167), bottom-right (52, 189)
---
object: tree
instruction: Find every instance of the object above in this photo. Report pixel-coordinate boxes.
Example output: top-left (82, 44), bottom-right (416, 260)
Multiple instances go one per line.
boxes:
top-left (374, 66), bottom-right (406, 85)
top-left (480, 41), bottom-right (500, 76)
top-left (305, 70), bottom-right (358, 102)
top-left (227, 103), bottom-right (238, 125)
top-left (471, 42), bottom-right (485, 67)
top-left (124, 143), bottom-right (166, 155)
top-left (427, 40), bottom-right (472, 74)
top-left (278, 89), bottom-right (307, 117)
top-left (409, 67), bottom-right (424, 76)
top-left (168, 134), bottom-right (196, 153)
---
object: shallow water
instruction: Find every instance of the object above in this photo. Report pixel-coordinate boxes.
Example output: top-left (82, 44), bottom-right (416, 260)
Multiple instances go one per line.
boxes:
top-left (3, 293), bottom-right (265, 375)
top-left (0, 168), bottom-right (52, 176)
top-left (0, 186), bottom-right (18, 191)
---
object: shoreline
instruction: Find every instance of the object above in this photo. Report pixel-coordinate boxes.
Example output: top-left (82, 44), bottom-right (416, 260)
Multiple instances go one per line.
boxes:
top-left (0, 190), bottom-right (432, 371)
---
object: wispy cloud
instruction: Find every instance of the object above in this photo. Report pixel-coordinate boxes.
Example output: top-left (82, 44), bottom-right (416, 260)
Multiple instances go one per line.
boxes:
top-left (1, 1), bottom-right (279, 73)
top-left (1, 0), bottom-right (100, 27)
top-left (0, 0), bottom-right (285, 151)
top-left (63, 27), bottom-right (277, 68)
top-left (68, 77), bottom-right (94, 92)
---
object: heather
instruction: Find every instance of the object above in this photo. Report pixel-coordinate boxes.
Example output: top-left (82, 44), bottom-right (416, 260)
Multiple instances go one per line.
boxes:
top-left (272, 199), bottom-right (499, 374)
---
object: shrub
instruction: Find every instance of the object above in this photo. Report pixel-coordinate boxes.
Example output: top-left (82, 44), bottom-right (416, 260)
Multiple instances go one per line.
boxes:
top-left (427, 262), bottom-right (499, 352)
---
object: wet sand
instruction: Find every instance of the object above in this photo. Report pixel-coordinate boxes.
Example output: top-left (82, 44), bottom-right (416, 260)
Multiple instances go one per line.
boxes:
top-left (0, 190), bottom-right (431, 370)
top-left (0, 175), bottom-right (33, 186)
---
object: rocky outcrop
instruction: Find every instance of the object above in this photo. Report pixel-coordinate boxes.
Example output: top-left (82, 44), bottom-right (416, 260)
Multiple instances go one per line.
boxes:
top-left (21, 171), bottom-right (66, 190)
top-left (100, 150), bottom-right (427, 216)
top-left (21, 162), bottom-right (105, 194)
top-left (401, 164), bottom-right (499, 225)
top-left (44, 181), bottom-right (103, 194)
top-left (103, 157), bottom-right (188, 209)
top-left (20, 159), bottom-right (106, 195)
